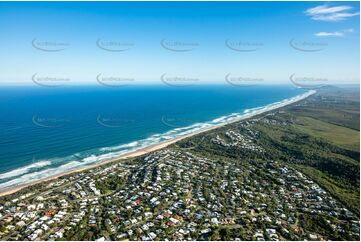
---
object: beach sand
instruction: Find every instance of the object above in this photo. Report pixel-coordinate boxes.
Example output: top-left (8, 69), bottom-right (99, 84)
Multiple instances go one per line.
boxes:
top-left (0, 90), bottom-right (316, 197)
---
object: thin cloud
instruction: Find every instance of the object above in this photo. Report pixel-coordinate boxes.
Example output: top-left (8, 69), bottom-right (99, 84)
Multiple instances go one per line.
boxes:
top-left (305, 5), bottom-right (352, 15)
top-left (343, 28), bottom-right (355, 33)
top-left (305, 5), bottom-right (359, 21)
top-left (315, 28), bottom-right (354, 37)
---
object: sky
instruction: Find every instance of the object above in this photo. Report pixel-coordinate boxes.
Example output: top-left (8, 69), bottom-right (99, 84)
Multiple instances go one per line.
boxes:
top-left (0, 1), bottom-right (359, 86)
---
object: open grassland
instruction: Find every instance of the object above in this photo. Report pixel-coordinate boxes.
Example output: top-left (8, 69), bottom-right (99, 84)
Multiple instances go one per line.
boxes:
top-left (293, 116), bottom-right (359, 152)
top-left (288, 88), bottom-right (360, 131)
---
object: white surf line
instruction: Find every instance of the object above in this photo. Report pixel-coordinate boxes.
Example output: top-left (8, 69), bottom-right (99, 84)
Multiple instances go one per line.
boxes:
top-left (0, 90), bottom-right (316, 193)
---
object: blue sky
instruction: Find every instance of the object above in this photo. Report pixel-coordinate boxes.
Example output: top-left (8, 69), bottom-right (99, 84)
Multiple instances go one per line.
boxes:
top-left (0, 1), bottom-right (359, 86)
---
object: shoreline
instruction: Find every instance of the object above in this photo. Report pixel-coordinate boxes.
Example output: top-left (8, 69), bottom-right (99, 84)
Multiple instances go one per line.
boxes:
top-left (0, 90), bottom-right (316, 197)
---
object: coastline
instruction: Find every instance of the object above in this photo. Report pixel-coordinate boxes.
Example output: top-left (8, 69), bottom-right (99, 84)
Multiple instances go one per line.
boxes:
top-left (0, 90), bottom-right (316, 197)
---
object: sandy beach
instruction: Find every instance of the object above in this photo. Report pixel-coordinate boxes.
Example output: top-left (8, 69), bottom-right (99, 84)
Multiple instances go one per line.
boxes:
top-left (0, 90), bottom-right (316, 197)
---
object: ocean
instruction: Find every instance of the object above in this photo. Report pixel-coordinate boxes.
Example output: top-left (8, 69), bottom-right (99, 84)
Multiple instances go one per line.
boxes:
top-left (0, 84), bottom-right (307, 189)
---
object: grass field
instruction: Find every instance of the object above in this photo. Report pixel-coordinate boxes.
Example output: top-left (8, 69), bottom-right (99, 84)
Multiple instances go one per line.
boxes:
top-left (293, 116), bottom-right (360, 152)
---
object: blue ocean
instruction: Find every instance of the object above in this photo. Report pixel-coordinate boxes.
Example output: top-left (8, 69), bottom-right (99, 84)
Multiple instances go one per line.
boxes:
top-left (0, 85), bottom-right (307, 189)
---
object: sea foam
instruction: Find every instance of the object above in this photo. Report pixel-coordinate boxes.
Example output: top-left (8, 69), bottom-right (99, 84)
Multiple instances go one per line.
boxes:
top-left (0, 90), bottom-right (315, 190)
top-left (0, 160), bottom-right (51, 180)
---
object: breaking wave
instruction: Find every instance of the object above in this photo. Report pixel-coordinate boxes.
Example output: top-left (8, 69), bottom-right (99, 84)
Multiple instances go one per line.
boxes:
top-left (0, 160), bottom-right (51, 180)
top-left (0, 90), bottom-right (315, 190)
